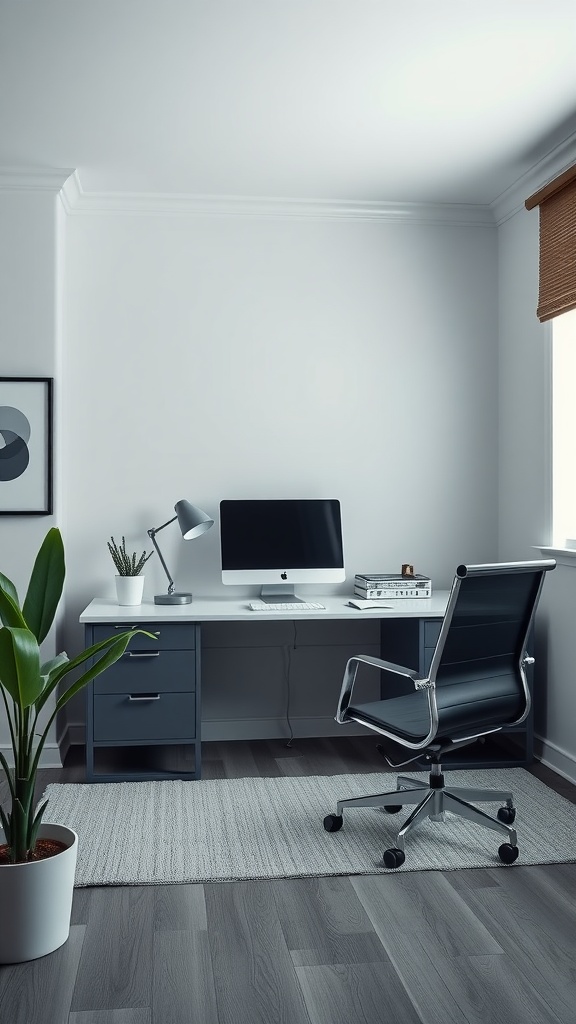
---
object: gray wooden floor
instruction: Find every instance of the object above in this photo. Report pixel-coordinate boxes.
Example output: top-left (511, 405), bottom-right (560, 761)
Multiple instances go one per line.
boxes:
top-left (1, 736), bottom-right (575, 1024)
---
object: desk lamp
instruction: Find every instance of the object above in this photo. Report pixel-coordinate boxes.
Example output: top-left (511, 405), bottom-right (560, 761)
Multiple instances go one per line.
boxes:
top-left (148, 499), bottom-right (214, 604)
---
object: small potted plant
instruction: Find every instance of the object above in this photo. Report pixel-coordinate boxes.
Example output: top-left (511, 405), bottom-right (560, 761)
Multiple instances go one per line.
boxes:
top-left (0, 527), bottom-right (153, 962)
top-left (107, 535), bottom-right (153, 605)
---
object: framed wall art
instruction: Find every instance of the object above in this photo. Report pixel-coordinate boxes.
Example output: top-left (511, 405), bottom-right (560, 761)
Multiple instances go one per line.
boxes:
top-left (0, 377), bottom-right (53, 515)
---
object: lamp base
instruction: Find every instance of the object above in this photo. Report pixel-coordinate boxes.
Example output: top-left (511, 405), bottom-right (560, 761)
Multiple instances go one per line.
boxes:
top-left (154, 593), bottom-right (192, 605)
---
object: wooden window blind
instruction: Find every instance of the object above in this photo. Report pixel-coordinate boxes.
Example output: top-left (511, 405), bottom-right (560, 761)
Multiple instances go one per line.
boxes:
top-left (525, 164), bottom-right (576, 322)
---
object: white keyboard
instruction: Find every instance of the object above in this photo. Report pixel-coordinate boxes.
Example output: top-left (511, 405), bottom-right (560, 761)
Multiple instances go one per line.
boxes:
top-left (249, 601), bottom-right (326, 612)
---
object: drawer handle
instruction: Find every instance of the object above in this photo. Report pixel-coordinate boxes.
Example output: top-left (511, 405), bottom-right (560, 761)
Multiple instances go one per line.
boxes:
top-left (115, 626), bottom-right (160, 636)
top-left (128, 694), bottom-right (160, 701)
top-left (128, 651), bottom-right (160, 658)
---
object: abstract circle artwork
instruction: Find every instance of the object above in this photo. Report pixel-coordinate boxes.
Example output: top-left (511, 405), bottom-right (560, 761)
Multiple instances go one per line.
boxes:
top-left (0, 377), bottom-right (53, 515)
top-left (0, 405), bottom-right (31, 481)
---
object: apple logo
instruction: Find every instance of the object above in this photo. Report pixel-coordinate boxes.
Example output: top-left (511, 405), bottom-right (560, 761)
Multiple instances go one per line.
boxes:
top-left (281, 572), bottom-right (288, 580)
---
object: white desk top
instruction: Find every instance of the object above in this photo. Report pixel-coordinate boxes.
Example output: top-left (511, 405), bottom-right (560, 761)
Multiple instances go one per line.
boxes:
top-left (80, 592), bottom-right (450, 624)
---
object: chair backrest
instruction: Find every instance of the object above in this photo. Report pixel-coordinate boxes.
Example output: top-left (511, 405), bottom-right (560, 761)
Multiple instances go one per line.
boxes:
top-left (428, 560), bottom-right (556, 732)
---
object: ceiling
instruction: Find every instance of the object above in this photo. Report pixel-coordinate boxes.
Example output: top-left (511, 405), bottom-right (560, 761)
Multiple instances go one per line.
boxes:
top-left (2, 0), bottom-right (576, 205)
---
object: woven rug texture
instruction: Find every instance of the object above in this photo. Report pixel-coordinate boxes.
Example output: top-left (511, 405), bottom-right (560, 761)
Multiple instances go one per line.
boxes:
top-left (41, 767), bottom-right (576, 886)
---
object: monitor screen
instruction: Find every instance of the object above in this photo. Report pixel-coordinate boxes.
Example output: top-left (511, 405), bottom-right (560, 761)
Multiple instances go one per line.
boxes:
top-left (220, 498), bottom-right (345, 597)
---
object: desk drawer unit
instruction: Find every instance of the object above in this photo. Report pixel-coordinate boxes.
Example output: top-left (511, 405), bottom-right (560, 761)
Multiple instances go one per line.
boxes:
top-left (84, 620), bottom-right (201, 782)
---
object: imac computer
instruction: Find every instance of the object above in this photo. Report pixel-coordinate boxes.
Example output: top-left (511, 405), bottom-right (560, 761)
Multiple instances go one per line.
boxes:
top-left (219, 498), bottom-right (345, 602)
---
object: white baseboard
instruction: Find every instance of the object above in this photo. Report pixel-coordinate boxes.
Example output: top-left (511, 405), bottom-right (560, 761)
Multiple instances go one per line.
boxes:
top-left (534, 733), bottom-right (576, 785)
top-left (0, 742), bottom-right (63, 770)
top-left (58, 724), bottom-right (84, 763)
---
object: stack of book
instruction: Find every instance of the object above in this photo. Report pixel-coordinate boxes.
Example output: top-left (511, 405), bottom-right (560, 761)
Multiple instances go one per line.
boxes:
top-left (354, 573), bottom-right (432, 600)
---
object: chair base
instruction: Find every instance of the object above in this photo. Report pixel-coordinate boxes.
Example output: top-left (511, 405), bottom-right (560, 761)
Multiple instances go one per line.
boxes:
top-left (331, 766), bottom-right (518, 859)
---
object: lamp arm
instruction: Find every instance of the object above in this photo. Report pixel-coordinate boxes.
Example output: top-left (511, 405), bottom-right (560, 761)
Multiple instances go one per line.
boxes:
top-left (147, 523), bottom-right (176, 595)
top-left (149, 514), bottom-right (177, 534)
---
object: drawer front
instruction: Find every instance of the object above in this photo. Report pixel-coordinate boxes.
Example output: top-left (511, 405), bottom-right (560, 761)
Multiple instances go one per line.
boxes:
top-left (423, 648), bottom-right (434, 673)
top-left (93, 691), bottom-right (196, 742)
top-left (423, 620), bottom-right (442, 648)
top-left (93, 650), bottom-right (195, 694)
top-left (90, 622), bottom-right (196, 651)
top-left (422, 619), bottom-right (442, 674)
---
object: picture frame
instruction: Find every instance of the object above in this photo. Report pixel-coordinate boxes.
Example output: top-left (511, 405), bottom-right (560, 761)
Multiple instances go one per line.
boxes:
top-left (0, 377), bottom-right (53, 515)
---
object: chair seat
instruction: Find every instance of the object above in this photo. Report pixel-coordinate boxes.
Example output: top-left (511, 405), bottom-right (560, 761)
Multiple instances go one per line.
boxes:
top-left (348, 673), bottom-right (523, 742)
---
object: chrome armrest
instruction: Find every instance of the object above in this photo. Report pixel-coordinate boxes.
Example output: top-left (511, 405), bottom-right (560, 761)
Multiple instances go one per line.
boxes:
top-left (336, 653), bottom-right (431, 723)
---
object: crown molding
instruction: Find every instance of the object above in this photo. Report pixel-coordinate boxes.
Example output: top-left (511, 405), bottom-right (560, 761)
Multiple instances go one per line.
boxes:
top-left (6, 145), bottom-right (576, 227)
top-left (491, 129), bottom-right (576, 226)
top-left (0, 166), bottom-right (75, 192)
top-left (59, 170), bottom-right (82, 213)
top-left (60, 170), bottom-right (495, 226)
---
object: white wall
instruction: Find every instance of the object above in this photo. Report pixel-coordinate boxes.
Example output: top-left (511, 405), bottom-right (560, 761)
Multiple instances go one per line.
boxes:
top-left (59, 207), bottom-right (499, 740)
top-left (4, 174), bottom-right (575, 768)
top-left (498, 199), bottom-right (576, 782)
top-left (63, 212), bottom-right (499, 603)
top-left (0, 186), bottom-right (64, 766)
top-left (498, 208), bottom-right (551, 557)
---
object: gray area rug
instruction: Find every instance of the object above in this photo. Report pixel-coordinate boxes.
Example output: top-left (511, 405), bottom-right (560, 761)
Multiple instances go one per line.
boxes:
top-left (42, 768), bottom-right (576, 886)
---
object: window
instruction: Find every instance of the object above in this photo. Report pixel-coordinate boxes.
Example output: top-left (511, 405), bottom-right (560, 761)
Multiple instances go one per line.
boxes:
top-left (552, 307), bottom-right (576, 547)
top-left (526, 163), bottom-right (576, 550)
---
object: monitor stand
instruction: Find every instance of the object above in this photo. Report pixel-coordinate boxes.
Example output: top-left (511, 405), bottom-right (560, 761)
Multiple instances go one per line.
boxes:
top-left (259, 584), bottom-right (305, 604)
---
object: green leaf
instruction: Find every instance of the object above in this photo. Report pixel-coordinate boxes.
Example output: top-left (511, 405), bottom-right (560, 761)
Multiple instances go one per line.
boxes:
top-left (10, 798), bottom-right (29, 862)
top-left (36, 654), bottom-right (69, 707)
top-left (28, 629), bottom-right (155, 790)
top-left (22, 528), bottom-right (65, 644)
top-left (0, 570), bottom-right (19, 607)
top-left (29, 798), bottom-right (49, 851)
top-left (0, 573), bottom-right (27, 629)
top-left (35, 629), bottom-right (156, 714)
top-left (0, 627), bottom-right (42, 709)
top-left (53, 636), bottom-right (140, 711)
top-left (0, 804), bottom-right (11, 846)
top-left (40, 653), bottom-right (69, 678)
top-left (0, 749), bottom-right (15, 804)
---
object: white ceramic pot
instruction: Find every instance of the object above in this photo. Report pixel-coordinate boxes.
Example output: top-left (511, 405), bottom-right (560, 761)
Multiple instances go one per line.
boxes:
top-left (0, 822), bottom-right (78, 963)
top-left (115, 574), bottom-right (145, 605)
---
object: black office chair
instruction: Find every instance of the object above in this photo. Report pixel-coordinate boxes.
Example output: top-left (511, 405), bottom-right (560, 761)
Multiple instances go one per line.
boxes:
top-left (324, 560), bottom-right (556, 868)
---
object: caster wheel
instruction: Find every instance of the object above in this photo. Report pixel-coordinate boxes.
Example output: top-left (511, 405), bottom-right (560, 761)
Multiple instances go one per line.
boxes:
top-left (497, 806), bottom-right (516, 825)
top-left (498, 842), bottom-right (519, 864)
top-left (383, 847), bottom-right (405, 869)
top-left (323, 814), bottom-right (343, 832)
top-left (383, 804), bottom-right (403, 814)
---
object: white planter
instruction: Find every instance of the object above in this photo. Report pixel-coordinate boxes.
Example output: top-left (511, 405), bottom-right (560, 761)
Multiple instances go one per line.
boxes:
top-left (0, 822), bottom-right (78, 963)
top-left (115, 575), bottom-right (145, 605)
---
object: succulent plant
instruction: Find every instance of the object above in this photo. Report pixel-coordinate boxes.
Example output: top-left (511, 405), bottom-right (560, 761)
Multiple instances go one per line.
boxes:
top-left (107, 536), bottom-right (153, 576)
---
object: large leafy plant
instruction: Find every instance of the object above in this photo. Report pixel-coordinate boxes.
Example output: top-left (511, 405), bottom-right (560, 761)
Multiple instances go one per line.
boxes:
top-left (0, 527), bottom-right (151, 863)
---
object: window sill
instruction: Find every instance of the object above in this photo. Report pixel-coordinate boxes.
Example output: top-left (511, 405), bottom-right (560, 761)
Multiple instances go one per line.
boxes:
top-left (535, 545), bottom-right (576, 567)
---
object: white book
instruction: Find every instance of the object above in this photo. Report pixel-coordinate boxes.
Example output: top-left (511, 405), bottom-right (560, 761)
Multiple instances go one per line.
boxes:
top-left (353, 586), bottom-right (432, 599)
top-left (355, 573), bottom-right (431, 589)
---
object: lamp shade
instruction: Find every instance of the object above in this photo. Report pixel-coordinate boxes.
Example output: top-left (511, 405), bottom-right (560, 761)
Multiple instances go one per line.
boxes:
top-left (174, 500), bottom-right (214, 540)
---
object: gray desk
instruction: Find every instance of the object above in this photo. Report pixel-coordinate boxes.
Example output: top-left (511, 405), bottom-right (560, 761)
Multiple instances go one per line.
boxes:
top-left (80, 592), bottom-right (533, 781)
